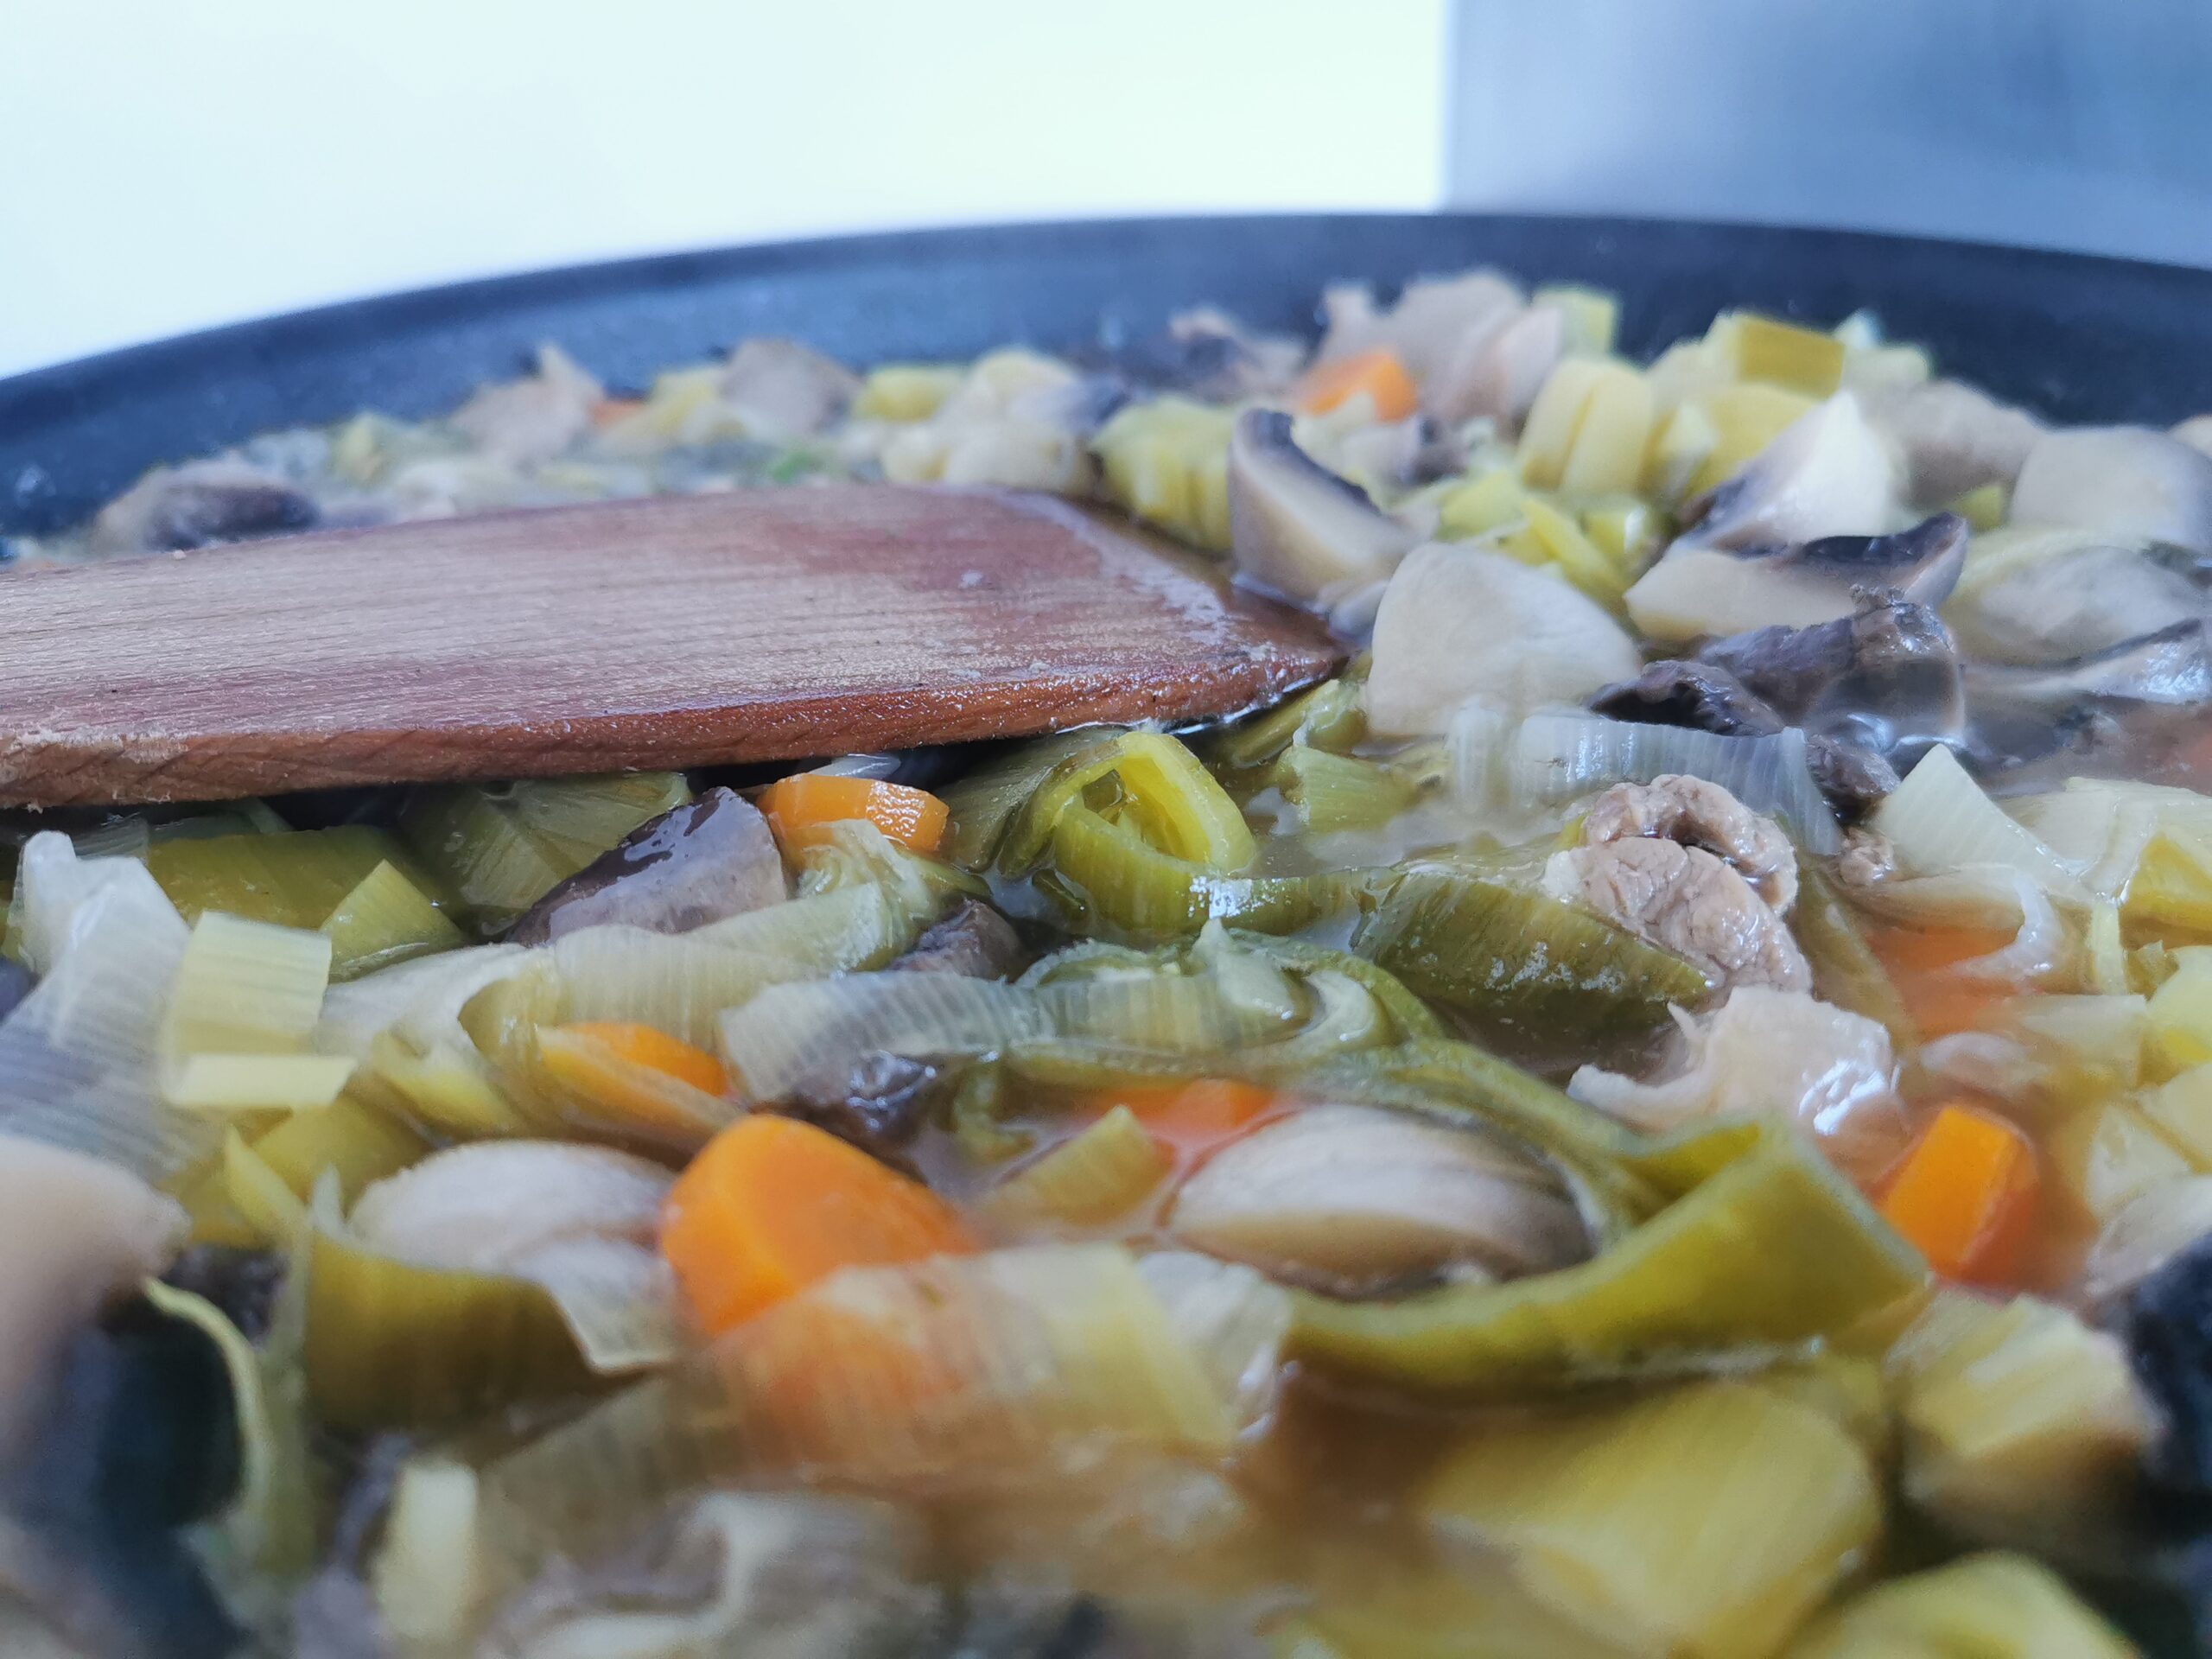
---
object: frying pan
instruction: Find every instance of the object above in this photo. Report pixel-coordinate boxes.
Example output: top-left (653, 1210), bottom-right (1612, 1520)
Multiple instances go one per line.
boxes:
top-left (0, 214), bottom-right (2206, 1654)
top-left (11, 211), bottom-right (2212, 540)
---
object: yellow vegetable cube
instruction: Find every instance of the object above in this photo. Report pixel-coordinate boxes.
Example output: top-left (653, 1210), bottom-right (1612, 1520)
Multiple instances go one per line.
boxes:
top-left (1723, 311), bottom-right (1847, 397)
top-left (1558, 364), bottom-right (1655, 496)
top-left (2150, 947), bottom-right (2212, 1075)
top-left (2049, 1100), bottom-right (2193, 1221)
top-left (852, 363), bottom-right (963, 423)
top-left (1531, 283), bottom-right (1620, 355)
top-left (1516, 358), bottom-right (1610, 489)
top-left (2126, 830), bottom-right (2212, 943)
top-left (1434, 467), bottom-right (1528, 540)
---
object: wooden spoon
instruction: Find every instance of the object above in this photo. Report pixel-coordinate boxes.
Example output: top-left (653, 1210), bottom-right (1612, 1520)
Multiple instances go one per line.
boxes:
top-left (0, 485), bottom-right (1342, 807)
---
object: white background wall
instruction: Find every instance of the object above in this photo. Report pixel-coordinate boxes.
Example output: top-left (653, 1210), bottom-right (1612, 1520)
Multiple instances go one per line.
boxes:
top-left (0, 2), bottom-right (1451, 378)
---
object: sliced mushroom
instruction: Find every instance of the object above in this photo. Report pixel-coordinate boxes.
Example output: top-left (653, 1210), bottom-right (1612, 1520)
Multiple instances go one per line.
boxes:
top-left (1225, 410), bottom-right (1416, 613)
top-left (887, 899), bottom-right (1027, 981)
top-left (1685, 391), bottom-right (1900, 551)
top-left (505, 789), bottom-right (785, 946)
top-left (350, 1141), bottom-right (670, 1278)
top-left (1965, 620), bottom-right (2212, 782)
top-left (1864, 378), bottom-right (2043, 505)
top-left (1568, 987), bottom-right (1907, 1174)
top-left (1625, 512), bottom-right (1967, 644)
top-left (1165, 1104), bottom-right (1587, 1293)
top-left (0, 1140), bottom-right (185, 1456)
top-left (1945, 527), bottom-right (2210, 663)
top-left (1365, 543), bottom-right (1644, 736)
top-left (1137, 307), bottom-right (1306, 400)
top-left (2009, 425), bottom-right (2212, 555)
top-left (774, 1053), bottom-right (938, 1178)
top-left (451, 344), bottom-right (603, 467)
top-left (1425, 301), bottom-right (1566, 429)
top-left (715, 338), bottom-right (859, 440)
top-left (1700, 592), bottom-right (1967, 768)
top-left (86, 460), bottom-right (320, 556)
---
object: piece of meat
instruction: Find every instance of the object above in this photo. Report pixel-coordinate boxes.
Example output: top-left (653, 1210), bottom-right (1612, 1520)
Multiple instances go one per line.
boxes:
top-left (505, 789), bottom-right (786, 946)
top-left (1544, 837), bottom-right (1810, 993)
top-left (1834, 827), bottom-right (1899, 889)
top-left (86, 460), bottom-right (320, 556)
top-left (450, 344), bottom-right (603, 466)
top-left (887, 899), bottom-right (1027, 981)
top-left (1578, 775), bottom-right (1799, 911)
top-left (1568, 986), bottom-right (1909, 1177)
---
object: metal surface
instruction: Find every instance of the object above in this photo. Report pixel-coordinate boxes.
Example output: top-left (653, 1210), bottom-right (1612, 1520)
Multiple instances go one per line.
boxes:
top-left (12, 213), bottom-right (2212, 538)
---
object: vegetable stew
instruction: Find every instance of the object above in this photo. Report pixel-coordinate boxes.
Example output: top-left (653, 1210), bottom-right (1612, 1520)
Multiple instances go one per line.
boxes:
top-left (4, 269), bottom-right (2212, 1656)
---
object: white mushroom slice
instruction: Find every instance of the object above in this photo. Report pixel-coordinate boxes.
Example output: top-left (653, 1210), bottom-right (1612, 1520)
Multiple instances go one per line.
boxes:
top-left (2009, 426), bottom-right (2212, 555)
top-left (1364, 544), bottom-right (1643, 736)
top-left (1166, 1104), bottom-right (1586, 1290)
top-left (1866, 378), bottom-right (2044, 505)
top-left (1569, 988), bottom-right (1908, 1175)
top-left (506, 789), bottom-right (787, 946)
top-left (1946, 527), bottom-right (2210, 663)
top-left (86, 459), bottom-right (321, 556)
top-left (716, 338), bottom-right (858, 439)
top-left (1226, 410), bottom-right (1417, 613)
top-left (1426, 302), bottom-right (1566, 429)
top-left (0, 1138), bottom-right (186, 1453)
top-left (351, 1141), bottom-right (671, 1276)
top-left (451, 344), bottom-right (603, 466)
top-left (1689, 391), bottom-right (1900, 550)
top-left (1626, 512), bottom-right (1967, 644)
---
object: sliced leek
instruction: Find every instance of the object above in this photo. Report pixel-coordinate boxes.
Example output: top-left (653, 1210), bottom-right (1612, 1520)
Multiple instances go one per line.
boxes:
top-left (1001, 731), bottom-right (1255, 874)
top-left (321, 859), bottom-right (466, 980)
top-left (1355, 865), bottom-right (1711, 1043)
top-left (145, 825), bottom-right (424, 929)
top-left (983, 1106), bottom-right (1172, 1228)
top-left (1291, 1122), bottom-right (1924, 1396)
top-left (1048, 803), bottom-right (1346, 941)
top-left (160, 912), bottom-right (353, 1112)
top-left (1092, 397), bottom-right (1235, 550)
top-left (1421, 1379), bottom-right (1878, 1657)
top-left (938, 726), bottom-right (1131, 871)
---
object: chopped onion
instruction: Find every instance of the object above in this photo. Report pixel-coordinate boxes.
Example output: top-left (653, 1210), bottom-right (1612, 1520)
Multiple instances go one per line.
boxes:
top-left (0, 834), bottom-right (200, 1177)
top-left (2081, 1177), bottom-right (2212, 1311)
top-left (719, 975), bottom-right (1048, 1102)
top-left (1869, 746), bottom-right (2082, 896)
top-left (1451, 708), bottom-right (1842, 853)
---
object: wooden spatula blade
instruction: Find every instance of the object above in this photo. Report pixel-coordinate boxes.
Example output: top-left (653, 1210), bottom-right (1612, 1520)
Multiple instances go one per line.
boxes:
top-left (0, 485), bottom-right (1340, 806)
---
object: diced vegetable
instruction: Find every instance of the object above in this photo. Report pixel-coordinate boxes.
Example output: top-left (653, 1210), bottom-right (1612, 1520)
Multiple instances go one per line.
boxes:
top-left (1294, 347), bottom-right (1417, 420)
top-left (371, 1459), bottom-right (484, 1650)
top-left (1046, 804), bottom-right (1334, 939)
top-left (1292, 1122), bottom-right (1924, 1396)
top-left (1555, 363), bottom-right (1654, 496)
top-left (1679, 381), bottom-right (1819, 498)
top-left (1789, 1552), bottom-right (2137, 1657)
top-left (1723, 311), bottom-right (1847, 397)
top-left (531, 1020), bottom-right (737, 1152)
top-left (145, 825), bottom-right (419, 929)
top-left (161, 912), bottom-right (353, 1113)
top-left (1084, 1076), bottom-right (1281, 1152)
top-left (760, 773), bottom-right (949, 857)
top-left (1421, 1379), bottom-right (1879, 1657)
top-left (1273, 747), bottom-right (1415, 835)
top-left (1515, 358), bottom-right (1609, 488)
top-left (1532, 283), bottom-right (1619, 354)
top-left (2126, 828), bottom-right (2212, 942)
top-left (1795, 859), bottom-right (1918, 1046)
top-left (320, 860), bottom-right (465, 981)
top-left (549, 1020), bottom-right (725, 1095)
top-left (938, 727), bottom-right (1133, 870)
top-left (851, 362), bottom-right (963, 422)
top-left (1885, 1290), bottom-right (2152, 1553)
top-left (402, 772), bottom-right (690, 931)
top-left (2047, 1099), bottom-right (2192, 1223)
top-left (661, 1115), bottom-right (977, 1334)
top-left (1877, 1104), bottom-right (2040, 1285)
top-left (1092, 397), bottom-right (1236, 550)
top-left (2141, 1061), bottom-right (2212, 1164)
top-left (1355, 865), bottom-right (1712, 1044)
top-left (1497, 494), bottom-right (1628, 608)
top-left (982, 1106), bottom-right (1172, 1227)
top-left (2148, 945), bottom-right (2212, 1075)
top-left (1871, 746), bottom-right (2082, 895)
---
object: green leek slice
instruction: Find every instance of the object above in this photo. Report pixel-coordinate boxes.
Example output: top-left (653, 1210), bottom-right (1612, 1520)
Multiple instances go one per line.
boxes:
top-left (1273, 747), bottom-right (1415, 836)
top-left (145, 825), bottom-right (427, 929)
top-left (1794, 857), bottom-right (1917, 1047)
top-left (1001, 732), bottom-right (1255, 874)
top-left (1290, 1122), bottom-right (1925, 1397)
top-left (938, 727), bottom-right (1132, 871)
top-left (160, 913), bottom-right (354, 1112)
top-left (1789, 1552), bottom-right (2138, 1657)
top-left (1201, 673), bottom-right (1367, 776)
top-left (321, 860), bottom-right (466, 981)
top-left (982, 1106), bottom-right (1172, 1228)
top-left (1047, 804), bottom-right (1344, 941)
top-left (401, 772), bottom-right (689, 931)
top-left (1355, 866), bottom-right (1712, 1042)
top-left (1421, 1379), bottom-right (1878, 1657)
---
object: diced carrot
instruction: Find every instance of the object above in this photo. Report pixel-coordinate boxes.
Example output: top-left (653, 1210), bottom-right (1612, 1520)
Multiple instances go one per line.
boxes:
top-left (662, 1115), bottom-right (976, 1335)
top-left (1080, 1077), bottom-right (1277, 1154)
top-left (591, 396), bottom-right (644, 426)
top-left (1878, 1103), bottom-right (2041, 1285)
top-left (760, 773), bottom-right (950, 856)
top-left (1295, 348), bottom-right (1418, 421)
top-left (554, 1020), bottom-right (727, 1094)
